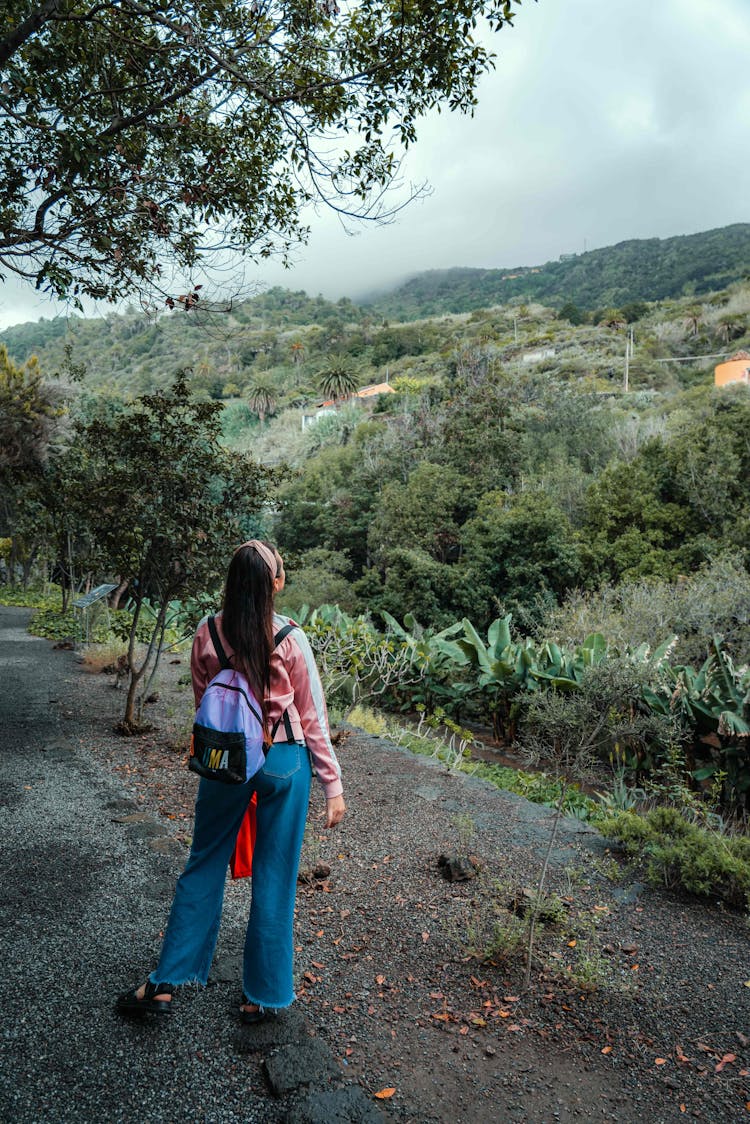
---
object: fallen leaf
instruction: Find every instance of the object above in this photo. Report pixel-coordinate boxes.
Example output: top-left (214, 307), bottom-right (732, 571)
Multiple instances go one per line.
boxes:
top-left (655, 1058), bottom-right (667, 1066)
top-left (460, 1026), bottom-right (469, 1035)
top-left (422, 931), bottom-right (430, 942)
top-left (601, 1046), bottom-right (613, 1055)
top-left (374, 1088), bottom-right (396, 1100)
top-left (376, 974), bottom-right (386, 985)
top-left (432, 1012), bottom-right (452, 1022)
top-left (567, 940), bottom-right (577, 948)
top-left (679, 1105), bottom-right (686, 1113)
top-left (715, 1053), bottom-right (736, 1073)
top-left (311, 961), bottom-right (325, 969)
top-left (504, 995), bottom-right (520, 1003)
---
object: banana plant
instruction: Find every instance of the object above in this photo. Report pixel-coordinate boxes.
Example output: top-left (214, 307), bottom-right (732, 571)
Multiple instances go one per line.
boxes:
top-left (439, 616), bottom-right (535, 740)
top-left (379, 611), bottom-right (471, 714)
top-left (643, 636), bottom-right (750, 800)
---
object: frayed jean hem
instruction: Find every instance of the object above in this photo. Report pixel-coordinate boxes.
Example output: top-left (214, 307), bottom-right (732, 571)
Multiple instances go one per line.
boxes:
top-left (148, 972), bottom-right (206, 989)
top-left (241, 991), bottom-right (295, 1011)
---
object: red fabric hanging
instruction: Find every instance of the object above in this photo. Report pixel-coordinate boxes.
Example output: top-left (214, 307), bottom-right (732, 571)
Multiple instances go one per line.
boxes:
top-left (229, 793), bottom-right (257, 880)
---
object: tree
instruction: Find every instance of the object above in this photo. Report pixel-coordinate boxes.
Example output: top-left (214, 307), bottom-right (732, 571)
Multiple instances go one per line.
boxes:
top-left (0, 345), bottom-right (67, 585)
top-left (67, 374), bottom-right (273, 729)
top-left (318, 363), bottom-right (359, 403)
top-left (246, 376), bottom-right (278, 426)
top-left (368, 461), bottom-right (468, 564)
top-left (684, 306), bottom-right (704, 337)
top-left (558, 302), bottom-right (583, 326)
top-left (461, 490), bottom-right (583, 629)
top-left (0, 344), bottom-right (64, 474)
top-left (1, 0), bottom-right (524, 304)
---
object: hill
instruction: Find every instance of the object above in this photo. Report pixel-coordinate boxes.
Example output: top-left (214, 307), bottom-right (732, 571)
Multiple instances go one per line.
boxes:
top-left (366, 223), bottom-right (750, 320)
top-left (1, 223), bottom-right (748, 402)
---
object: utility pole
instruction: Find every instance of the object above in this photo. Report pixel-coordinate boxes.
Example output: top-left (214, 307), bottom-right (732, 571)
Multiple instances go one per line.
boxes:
top-left (513, 317), bottom-right (518, 344)
top-left (623, 326), bottom-right (634, 392)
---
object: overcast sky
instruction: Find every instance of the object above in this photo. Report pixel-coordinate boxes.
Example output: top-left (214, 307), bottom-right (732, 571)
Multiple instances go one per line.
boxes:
top-left (1, 0), bottom-right (748, 329)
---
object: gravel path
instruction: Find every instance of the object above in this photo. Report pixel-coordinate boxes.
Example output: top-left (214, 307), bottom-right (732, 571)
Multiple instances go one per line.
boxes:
top-left (1, 606), bottom-right (748, 1123)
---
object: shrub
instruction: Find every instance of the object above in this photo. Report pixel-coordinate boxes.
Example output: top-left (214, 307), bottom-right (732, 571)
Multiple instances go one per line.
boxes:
top-left (517, 656), bottom-right (682, 777)
top-left (542, 554), bottom-right (750, 667)
top-left (600, 806), bottom-right (750, 909)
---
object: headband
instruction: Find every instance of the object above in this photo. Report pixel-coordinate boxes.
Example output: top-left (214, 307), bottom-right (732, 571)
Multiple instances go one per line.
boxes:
top-left (235, 539), bottom-right (278, 579)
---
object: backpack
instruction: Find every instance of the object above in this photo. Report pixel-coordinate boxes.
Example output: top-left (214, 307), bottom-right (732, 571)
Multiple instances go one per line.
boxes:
top-left (188, 616), bottom-right (296, 785)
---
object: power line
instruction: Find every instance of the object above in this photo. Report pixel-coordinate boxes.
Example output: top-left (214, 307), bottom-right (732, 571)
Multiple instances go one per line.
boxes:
top-left (651, 351), bottom-right (734, 363)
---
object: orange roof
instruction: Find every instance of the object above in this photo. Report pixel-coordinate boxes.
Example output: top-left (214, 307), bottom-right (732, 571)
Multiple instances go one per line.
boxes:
top-left (356, 382), bottom-right (395, 398)
top-left (730, 350), bottom-right (750, 361)
top-left (315, 382), bottom-right (395, 409)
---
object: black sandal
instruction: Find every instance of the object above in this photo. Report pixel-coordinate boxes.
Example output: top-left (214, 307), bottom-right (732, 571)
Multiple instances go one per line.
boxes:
top-left (239, 995), bottom-right (271, 1025)
top-left (116, 980), bottom-right (174, 1018)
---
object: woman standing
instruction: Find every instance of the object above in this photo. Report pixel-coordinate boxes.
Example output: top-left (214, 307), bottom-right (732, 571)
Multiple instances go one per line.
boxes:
top-left (116, 540), bottom-right (345, 1023)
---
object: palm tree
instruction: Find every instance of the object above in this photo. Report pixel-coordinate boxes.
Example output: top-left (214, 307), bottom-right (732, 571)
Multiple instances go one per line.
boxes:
top-left (684, 306), bottom-right (703, 337)
top-left (246, 377), bottom-right (278, 426)
top-left (317, 363), bottom-right (359, 403)
top-left (715, 315), bottom-right (744, 345)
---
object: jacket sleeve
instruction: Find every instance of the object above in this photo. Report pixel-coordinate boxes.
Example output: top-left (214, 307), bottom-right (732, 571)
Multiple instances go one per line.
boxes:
top-left (285, 630), bottom-right (343, 800)
top-left (190, 622), bottom-right (214, 707)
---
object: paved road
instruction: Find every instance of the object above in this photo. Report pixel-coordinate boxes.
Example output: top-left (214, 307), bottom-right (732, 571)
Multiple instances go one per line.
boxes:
top-left (0, 607), bottom-right (383, 1124)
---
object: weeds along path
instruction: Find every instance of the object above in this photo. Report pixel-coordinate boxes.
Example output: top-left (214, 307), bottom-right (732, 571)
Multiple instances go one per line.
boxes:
top-left (1, 605), bottom-right (748, 1123)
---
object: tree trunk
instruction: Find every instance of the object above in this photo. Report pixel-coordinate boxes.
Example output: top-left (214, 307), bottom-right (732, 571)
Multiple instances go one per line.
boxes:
top-left (122, 594), bottom-right (170, 729)
top-left (122, 597), bottom-right (146, 729)
top-left (110, 577), bottom-right (129, 610)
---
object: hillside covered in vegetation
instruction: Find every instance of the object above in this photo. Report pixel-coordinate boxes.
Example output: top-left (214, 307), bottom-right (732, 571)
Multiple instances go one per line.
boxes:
top-left (3, 252), bottom-right (749, 639)
top-left (367, 223), bottom-right (750, 319)
top-left (3, 242), bottom-right (750, 820)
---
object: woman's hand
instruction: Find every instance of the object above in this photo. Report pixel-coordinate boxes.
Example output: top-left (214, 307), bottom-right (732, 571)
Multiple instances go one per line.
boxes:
top-left (324, 794), bottom-right (346, 828)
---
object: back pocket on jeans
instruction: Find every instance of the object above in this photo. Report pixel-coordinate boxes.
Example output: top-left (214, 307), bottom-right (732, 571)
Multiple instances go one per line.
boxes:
top-left (262, 742), bottom-right (302, 779)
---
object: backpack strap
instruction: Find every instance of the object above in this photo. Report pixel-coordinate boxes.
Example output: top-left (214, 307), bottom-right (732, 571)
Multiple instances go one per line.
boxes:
top-left (271, 621), bottom-right (297, 743)
top-left (207, 615), bottom-right (232, 670)
top-left (273, 622), bottom-right (296, 647)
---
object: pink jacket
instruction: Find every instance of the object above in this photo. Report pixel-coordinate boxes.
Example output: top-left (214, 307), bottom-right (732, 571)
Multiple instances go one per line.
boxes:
top-left (190, 611), bottom-right (343, 800)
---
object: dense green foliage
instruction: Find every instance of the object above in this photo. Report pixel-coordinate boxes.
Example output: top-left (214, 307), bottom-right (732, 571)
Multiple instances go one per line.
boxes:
top-left (3, 250), bottom-right (750, 807)
top-left (297, 604), bottom-right (749, 807)
top-left (1, 0), bottom-right (524, 303)
top-left (600, 807), bottom-right (750, 909)
top-left (368, 224), bottom-right (750, 319)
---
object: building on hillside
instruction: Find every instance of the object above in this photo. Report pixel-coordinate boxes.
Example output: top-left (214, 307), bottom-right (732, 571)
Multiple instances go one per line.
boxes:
top-left (522, 347), bottom-right (556, 364)
top-left (715, 350), bottom-right (750, 387)
top-left (301, 381), bottom-right (396, 429)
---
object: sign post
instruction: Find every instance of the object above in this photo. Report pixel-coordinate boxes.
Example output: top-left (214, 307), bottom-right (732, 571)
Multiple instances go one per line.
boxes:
top-left (72, 583), bottom-right (119, 646)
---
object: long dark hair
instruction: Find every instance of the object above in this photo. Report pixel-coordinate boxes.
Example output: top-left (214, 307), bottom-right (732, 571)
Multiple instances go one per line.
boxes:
top-left (221, 541), bottom-right (281, 735)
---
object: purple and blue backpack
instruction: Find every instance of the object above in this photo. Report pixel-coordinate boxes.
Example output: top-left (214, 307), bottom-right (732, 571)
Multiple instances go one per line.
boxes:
top-left (188, 616), bottom-right (295, 785)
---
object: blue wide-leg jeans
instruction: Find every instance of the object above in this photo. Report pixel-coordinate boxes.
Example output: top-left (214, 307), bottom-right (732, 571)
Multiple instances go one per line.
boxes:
top-left (149, 741), bottom-right (312, 1009)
